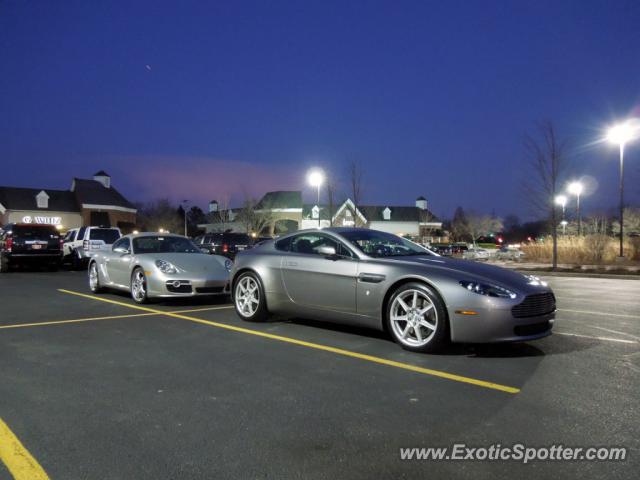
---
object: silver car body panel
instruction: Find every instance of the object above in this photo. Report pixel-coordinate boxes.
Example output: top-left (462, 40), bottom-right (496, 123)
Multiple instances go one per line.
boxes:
top-left (91, 233), bottom-right (231, 298)
top-left (231, 228), bottom-right (555, 343)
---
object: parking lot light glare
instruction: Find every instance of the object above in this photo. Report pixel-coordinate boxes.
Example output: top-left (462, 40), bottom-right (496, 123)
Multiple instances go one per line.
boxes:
top-left (607, 122), bottom-right (637, 146)
top-left (307, 168), bottom-right (325, 227)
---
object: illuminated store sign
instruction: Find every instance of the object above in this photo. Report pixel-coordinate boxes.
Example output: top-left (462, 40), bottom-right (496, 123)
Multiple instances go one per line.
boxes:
top-left (22, 215), bottom-right (62, 225)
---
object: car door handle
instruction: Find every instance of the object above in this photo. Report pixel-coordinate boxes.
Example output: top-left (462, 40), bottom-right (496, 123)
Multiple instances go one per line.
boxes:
top-left (284, 261), bottom-right (298, 267)
top-left (358, 273), bottom-right (386, 283)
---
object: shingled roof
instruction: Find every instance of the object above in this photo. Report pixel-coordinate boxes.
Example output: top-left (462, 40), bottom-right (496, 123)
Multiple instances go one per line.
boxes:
top-left (72, 178), bottom-right (136, 210)
top-left (359, 205), bottom-right (440, 223)
top-left (256, 191), bottom-right (302, 210)
top-left (0, 186), bottom-right (79, 212)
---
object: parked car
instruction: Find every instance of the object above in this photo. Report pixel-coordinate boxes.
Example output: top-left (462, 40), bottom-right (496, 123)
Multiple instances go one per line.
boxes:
top-left (193, 232), bottom-right (254, 259)
top-left (88, 232), bottom-right (232, 303)
top-left (495, 246), bottom-right (525, 261)
top-left (0, 223), bottom-right (63, 272)
top-left (462, 246), bottom-right (491, 261)
top-left (428, 243), bottom-right (453, 256)
top-left (230, 228), bottom-right (555, 353)
top-left (62, 226), bottom-right (121, 269)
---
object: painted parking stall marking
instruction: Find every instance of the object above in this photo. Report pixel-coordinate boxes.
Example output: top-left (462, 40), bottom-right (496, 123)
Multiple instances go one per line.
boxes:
top-left (58, 289), bottom-right (520, 394)
top-left (0, 418), bottom-right (49, 480)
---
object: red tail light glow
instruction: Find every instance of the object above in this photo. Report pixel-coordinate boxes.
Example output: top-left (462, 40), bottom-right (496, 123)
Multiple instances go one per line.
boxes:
top-left (222, 244), bottom-right (228, 253)
top-left (5, 237), bottom-right (13, 252)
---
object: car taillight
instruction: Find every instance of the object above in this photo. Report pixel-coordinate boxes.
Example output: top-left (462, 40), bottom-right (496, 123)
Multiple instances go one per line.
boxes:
top-left (223, 244), bottom-right (228, 253)
top-left (5, 237), bottom-right (12, 252)
top-left (83, 239), bottom-right (89, 250)
top-left (59, 239), bottom-right (64, 250)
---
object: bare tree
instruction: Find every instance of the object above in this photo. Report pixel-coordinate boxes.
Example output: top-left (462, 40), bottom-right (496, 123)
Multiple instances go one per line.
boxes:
top-left (347, 160), bottom-right (365, 226)
top-left (237, 196), bottom-right (274, 235)
top-left (135, 199), bottom-right (182, 233)
top-left (465, 211), bottom-right (504, 245)
top-left (450, 206), bottom-right (469, 242)
top-left (524, 121), bottom-right (570, 269)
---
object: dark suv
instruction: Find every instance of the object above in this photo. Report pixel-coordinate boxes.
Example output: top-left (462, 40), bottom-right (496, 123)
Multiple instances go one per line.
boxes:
top-left (193, 232), bottom-right (255, 259)
top-left (0, 223), bottom-right (63, 272)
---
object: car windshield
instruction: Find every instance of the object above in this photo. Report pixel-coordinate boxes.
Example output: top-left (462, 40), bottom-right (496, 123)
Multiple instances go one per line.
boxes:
top-left (340, 230), bottom-right (432, 258)
top-left (132, 236), bottom-right (200, 254)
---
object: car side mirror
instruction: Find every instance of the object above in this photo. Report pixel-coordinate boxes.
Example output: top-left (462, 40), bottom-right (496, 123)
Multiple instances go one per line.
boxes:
top-left (317, 245), bottom-right (338, 258)
top-left (113, 247), bottom-right (130, 255)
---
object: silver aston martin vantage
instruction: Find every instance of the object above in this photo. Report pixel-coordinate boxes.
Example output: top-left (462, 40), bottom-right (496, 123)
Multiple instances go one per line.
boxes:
top-left (231, 228), bottom-right (555, 352)
top-left (88, 233), bottom-right (232, 303)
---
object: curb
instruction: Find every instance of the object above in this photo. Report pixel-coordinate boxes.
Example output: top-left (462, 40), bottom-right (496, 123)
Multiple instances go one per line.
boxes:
top-left (514, 270), bottom-right (640, 280)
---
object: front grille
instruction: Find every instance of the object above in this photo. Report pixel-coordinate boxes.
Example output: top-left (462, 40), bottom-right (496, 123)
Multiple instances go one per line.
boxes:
top-left (166, 281), bottom-right (192, 293)
top-left (511, 292), bottom-right (556, 318)
top-left (195, 286), bottom-right (224, 294)
top-left (514, 321), bottom-right (552, 336)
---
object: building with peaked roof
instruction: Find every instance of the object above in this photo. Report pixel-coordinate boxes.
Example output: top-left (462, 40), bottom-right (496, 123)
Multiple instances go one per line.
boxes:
top-left (0, 171), bottom-right (137, 231)
top-left (198, 190), bottom-right (442, 242)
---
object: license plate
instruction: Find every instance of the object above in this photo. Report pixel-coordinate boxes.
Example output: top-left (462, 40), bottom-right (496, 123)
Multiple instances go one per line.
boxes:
top-left (31, 244), bottom-right (42, 250)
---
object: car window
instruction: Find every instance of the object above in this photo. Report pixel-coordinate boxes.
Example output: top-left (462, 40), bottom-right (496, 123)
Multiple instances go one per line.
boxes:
top-left (112, 237), bottom-right (131, 252)
top-left (89, 228), bottom-right (120, 243)
top-left (341, 230), bottom-right (432, 258)
top-left (77, 226), bottom-right (87, 240)
top-left (288, 233), bottom-right (353, 257)
top-left (275, 236), bottom-right (292, 252)
top-left (63, 230), bottom-right (75, 242)
top-left (13, 225), bottom-right (59, 240)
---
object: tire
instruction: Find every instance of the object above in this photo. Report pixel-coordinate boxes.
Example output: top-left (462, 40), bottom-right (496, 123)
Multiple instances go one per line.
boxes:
top-left (88, 262), bottom-right (105, 293)
top-left (386, 282), bottom-right (449, 353)
top-left (130, 267), bottom-right (149, 304)
top-left (72, 251), bottom-right (83, 270)
top-left (0, 256), bottom-right (10, 273)
top-left (233, 271), bottom-right (269, 322)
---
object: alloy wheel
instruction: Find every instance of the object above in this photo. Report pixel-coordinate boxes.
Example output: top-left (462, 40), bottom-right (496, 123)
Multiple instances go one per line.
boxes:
top-left (131, 270), bottom-right (146, 302)
top-left (235, 276), bottom-right (260, 317)
top-left (390, 289), bottom-right (438, 347)
top-left (89, 263), bottom-right (99, 290)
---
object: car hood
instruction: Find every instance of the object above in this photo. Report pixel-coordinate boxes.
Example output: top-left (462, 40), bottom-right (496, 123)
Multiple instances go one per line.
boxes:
top-left (379, 255), bottom-right (539, 292)
top-left (149, 253), bottom-right (226, 273)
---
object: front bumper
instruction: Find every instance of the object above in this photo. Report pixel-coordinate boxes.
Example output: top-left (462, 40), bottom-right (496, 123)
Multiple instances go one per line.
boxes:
top-left (448, 297), bottom-right (555, 343)
top-left (146, 272), bottom-right (231, 298)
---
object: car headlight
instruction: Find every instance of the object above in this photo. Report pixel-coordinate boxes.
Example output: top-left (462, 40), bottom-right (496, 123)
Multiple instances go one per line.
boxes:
top-left (224, 259), bottom-right (233, 272)
top-left (155, 259), bottom-right (178, 274)
top-left (523, 274), bottom-right (547, 287)
top-left (459, 280), bottom-right (517, 299)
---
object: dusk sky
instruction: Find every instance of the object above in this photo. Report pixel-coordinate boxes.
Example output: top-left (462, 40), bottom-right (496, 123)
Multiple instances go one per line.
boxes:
top-left (1, 0), bottom-right (639, 220)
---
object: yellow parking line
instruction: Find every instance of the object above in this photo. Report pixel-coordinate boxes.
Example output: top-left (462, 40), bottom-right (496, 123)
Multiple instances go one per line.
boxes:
top-left (58, 289), bottom-right (520, 394)
top-left (0, 418), bottom-right (49, 480)
top-left (0, 306), bottom-right (232, 330)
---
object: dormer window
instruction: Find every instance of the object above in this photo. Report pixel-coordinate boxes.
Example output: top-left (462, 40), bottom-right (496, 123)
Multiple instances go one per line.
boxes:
top-left (312, 205), bottom-right (320, 219)
top-left (36, 190), bottom-right (49, 209)
top-left (382, 207), bottom-right (391, 220)
top-left (345, 209), bottom-right (352, 217)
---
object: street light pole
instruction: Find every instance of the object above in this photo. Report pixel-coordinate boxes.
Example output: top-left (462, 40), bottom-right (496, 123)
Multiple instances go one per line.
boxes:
top-left (619, 142), bottom-right (624, 257)
top-left (607, 120), bottom-right (638, 259)
top-left (316, 184), bottom-right (321, 228)
top-left (307, 169), bottom-right (325, 229)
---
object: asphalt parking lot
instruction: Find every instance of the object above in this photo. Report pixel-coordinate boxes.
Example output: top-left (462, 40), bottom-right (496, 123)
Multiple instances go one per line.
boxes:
top-left (0, 271), bottom-right (638, 479)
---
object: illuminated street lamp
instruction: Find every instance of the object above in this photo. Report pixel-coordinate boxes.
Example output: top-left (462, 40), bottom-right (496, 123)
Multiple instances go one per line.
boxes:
top-left (607, 120), bottom-right (639, 258)
top-left (567, 182), bottom-right (583, 236)
top-left (307, 169), bottom-right (324, 227)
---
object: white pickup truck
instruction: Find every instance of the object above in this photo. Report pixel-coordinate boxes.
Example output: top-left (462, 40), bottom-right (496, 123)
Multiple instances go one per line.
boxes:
top-left (62, 226), bottom-right (122, 269)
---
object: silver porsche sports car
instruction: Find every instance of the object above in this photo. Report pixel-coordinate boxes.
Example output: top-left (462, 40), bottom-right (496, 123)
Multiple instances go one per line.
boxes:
top-left (88, 233), bottom-right (232, 303)
top-left (231, 228), bottom-right (555, 352)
